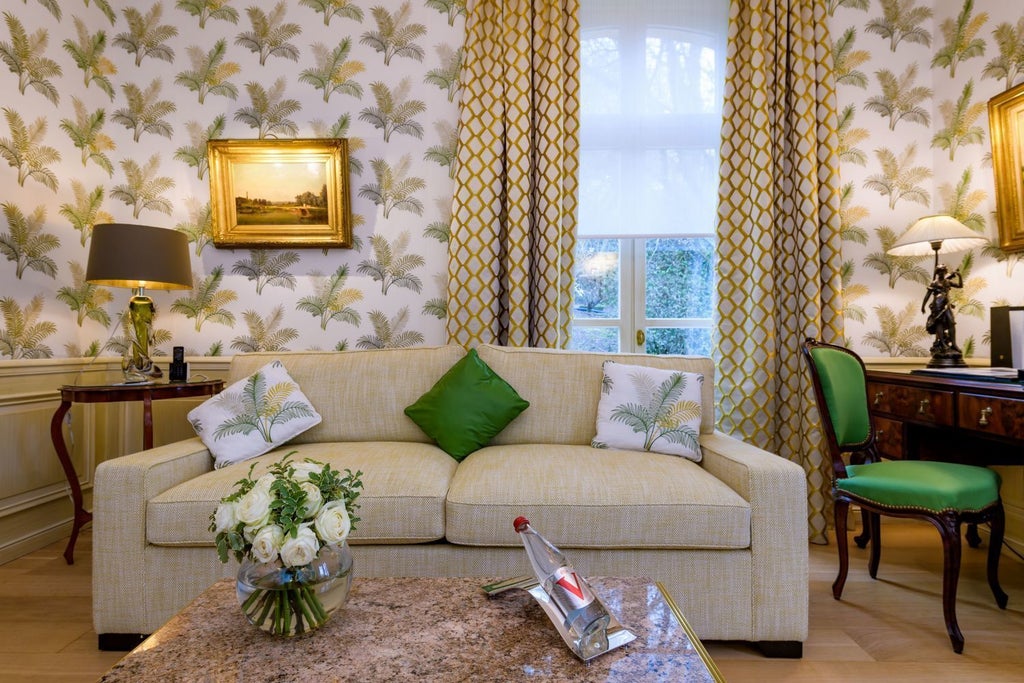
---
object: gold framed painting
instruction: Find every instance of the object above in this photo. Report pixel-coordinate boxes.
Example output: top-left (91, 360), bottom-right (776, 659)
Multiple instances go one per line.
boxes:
top-left (989, 82), bottom-right (1024, 253)
top-left (207, 138), bottom-right (352, 248)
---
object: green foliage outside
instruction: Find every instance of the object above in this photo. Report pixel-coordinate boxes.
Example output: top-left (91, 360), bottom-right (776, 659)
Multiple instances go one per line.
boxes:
top-left (571, 237), bottom-right (715, 356)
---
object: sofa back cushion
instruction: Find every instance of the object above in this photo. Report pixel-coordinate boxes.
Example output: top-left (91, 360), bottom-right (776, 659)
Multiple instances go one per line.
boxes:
top-left (228, 346), bottom-right (467, 443)
top-left (476, 345), bottom-right (715, 446)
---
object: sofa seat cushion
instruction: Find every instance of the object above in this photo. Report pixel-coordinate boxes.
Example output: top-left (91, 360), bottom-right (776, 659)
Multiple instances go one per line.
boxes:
top-left (148, 442), bottom-right (457, 547)
top-left (445, 444), bottom-right (751, 549)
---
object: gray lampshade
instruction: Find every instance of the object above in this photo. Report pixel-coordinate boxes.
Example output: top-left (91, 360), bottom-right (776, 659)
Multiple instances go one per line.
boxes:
top-left (85, 223), bottom-right (193, 290)
top-left (887, 215), bottom-right (988, 257)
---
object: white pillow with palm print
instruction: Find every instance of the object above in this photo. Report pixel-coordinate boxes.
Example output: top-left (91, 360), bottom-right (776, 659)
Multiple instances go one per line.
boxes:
top-left (187, 360), bottom-right (322, 469)
top-left (592, 361), bottom-right (703, 461)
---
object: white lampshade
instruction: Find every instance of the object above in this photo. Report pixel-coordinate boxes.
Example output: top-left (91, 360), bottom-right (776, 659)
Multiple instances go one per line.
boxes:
top-left (886, 215), bottom-right (988, 257)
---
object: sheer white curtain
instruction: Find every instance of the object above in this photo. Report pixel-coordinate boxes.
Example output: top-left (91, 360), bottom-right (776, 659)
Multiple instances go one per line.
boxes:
top-left (578, 1), bottom-right (728, 239)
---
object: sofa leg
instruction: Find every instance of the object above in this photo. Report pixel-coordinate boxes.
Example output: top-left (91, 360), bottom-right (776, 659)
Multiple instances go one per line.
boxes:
top-left (757, 640), bottom-right (803, 658)
top-left (98, 633), bottom-right (149, 651)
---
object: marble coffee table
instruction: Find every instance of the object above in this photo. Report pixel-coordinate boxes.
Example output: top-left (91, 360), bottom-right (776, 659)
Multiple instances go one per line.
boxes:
top-left (100, 576), bottom-right (723, 682)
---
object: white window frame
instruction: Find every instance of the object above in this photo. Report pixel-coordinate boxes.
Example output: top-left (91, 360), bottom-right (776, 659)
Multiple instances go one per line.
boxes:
top-left (573, 238), bottom-right (714, 354)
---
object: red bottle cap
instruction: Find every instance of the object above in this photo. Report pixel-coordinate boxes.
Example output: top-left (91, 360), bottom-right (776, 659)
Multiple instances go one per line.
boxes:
top-left (513, 516), bottom-right (530, 532)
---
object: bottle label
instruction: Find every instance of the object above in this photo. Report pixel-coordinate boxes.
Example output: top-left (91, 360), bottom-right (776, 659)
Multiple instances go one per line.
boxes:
top-left (548, 566), bottom-right (594, 610)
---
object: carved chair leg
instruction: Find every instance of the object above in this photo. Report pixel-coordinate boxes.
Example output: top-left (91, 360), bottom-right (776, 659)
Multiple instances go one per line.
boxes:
top-left (854, 508), bottom-right (870, 549)
top-left (933, 512), bottom-right (965, 654)
top-left (965, 523), bottom-right (982, 548)
top-left (833, 499), bottom-right (851, 600)
top-left (867, 511), bottom-right (882, 579)
top-left (987, 505), bottom-right (1009, 609)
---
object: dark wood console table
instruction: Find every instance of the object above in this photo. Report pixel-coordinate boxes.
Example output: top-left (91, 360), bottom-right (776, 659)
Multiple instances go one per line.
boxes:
top-left (866, 369), bottom-right (1024, 465)
top-left (50, 379), bottom-right (223, 564)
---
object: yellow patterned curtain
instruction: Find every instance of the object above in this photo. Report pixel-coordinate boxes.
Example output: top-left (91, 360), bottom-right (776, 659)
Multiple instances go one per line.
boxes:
top-left (716, 1), bottom-right (844, 544)
top-left (447, 0), bottom-right (580, 348)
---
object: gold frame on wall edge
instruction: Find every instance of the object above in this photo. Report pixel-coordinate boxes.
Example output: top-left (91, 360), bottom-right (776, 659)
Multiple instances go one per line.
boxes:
top-left (208, 138), bottom-right (352, 248)
top-left (989, 82), bottom-right (1024, 253)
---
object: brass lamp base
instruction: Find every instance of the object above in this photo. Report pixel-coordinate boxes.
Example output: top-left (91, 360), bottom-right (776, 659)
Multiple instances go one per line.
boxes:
top-left (122, 356), bottom-right (162, 383)
top-left (124, 291), bottom-right (162, 382)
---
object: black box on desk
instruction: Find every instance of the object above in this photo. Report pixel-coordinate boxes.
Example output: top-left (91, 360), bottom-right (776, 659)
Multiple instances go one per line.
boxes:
top-left (990, 305), bottom-right (1024, 367)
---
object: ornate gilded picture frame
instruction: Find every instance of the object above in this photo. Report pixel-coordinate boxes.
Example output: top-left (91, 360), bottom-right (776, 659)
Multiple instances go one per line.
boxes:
top-left (989, 82), bottom-right (1024, 253)
top-left (208, 138), bottom-right (352, 248)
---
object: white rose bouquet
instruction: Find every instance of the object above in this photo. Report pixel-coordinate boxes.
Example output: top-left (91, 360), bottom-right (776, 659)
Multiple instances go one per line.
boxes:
top-left (210, 451), bottom-right (362, 635)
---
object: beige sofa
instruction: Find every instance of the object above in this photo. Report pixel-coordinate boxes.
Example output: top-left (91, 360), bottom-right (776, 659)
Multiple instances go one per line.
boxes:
top-left (93, 344), bottom-right (808, 655)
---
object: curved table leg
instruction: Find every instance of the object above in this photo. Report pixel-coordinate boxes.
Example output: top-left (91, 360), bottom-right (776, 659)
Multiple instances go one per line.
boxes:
top-left (50, 400), bottom-right (92, 565)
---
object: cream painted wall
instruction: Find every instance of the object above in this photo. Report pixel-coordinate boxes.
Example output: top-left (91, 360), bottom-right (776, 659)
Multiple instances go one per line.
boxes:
top-left (0, 357), bottom-right (229, 564)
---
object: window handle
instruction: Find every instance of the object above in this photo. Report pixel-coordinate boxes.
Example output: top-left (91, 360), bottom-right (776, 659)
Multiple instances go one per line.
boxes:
top-left (636, 330), bottom-right (645, 346)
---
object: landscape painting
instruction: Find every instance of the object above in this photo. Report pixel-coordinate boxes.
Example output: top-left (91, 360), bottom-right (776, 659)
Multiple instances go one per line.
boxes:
top-left (208, 138), bottom-right (351, 248)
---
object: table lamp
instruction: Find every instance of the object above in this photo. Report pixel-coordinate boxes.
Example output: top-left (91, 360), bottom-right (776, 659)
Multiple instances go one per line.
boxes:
top-left (886, 215), bottom-right (987, 368)
top-left (85, 223), bottom-right (192, 381)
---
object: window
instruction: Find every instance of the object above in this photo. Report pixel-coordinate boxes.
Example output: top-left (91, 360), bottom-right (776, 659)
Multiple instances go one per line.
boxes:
top-left (571, 1), bottom-right (728, 355)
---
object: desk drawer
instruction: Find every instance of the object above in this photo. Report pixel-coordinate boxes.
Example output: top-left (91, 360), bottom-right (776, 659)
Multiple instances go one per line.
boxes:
top-left (873, 415), bottom-right (904, 460)
top-left (959, 392), bottom-right (1024, 439)
top-left (867, 381), bottom-right (954, 427)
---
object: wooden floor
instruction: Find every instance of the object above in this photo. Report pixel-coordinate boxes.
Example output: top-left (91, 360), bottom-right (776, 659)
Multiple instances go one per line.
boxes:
top-left (0, 520), bottom-right (1022, 682)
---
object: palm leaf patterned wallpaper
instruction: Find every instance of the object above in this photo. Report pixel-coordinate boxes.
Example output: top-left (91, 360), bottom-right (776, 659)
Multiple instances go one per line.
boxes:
top-left (0, 0), bottom-right (464, 359)
top-left (832, 0), bottom-right (1024, 359)
top-left (1, 1), bottom-right (1023, 362)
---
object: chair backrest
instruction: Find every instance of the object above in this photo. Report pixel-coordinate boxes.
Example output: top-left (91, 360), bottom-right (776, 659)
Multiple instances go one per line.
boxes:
top-left (801, 338), bottom-right (878, 480)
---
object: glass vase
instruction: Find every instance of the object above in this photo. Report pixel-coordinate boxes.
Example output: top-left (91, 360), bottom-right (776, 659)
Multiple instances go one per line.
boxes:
top-left (235, 542), bottom-right (354, 636)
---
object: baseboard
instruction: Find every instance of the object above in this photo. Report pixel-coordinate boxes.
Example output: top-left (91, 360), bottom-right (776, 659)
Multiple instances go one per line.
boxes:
top-left (0, 518), bottom-right (73, 565)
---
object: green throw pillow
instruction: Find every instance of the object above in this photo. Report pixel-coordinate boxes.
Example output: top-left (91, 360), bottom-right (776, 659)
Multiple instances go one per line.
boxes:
top-left (405, 349), bottom-right (529, 461)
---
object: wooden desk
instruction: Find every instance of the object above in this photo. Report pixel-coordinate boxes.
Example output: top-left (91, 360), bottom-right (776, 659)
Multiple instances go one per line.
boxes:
top-left (866, 369), bottom-right (1024, 465)
top-left (50, 380), bottom-right (223, 564)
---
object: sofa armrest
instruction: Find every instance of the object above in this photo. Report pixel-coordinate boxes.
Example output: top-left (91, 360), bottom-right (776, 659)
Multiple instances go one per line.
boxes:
top-left (92, 437), bottom-right (214, 633)
top-left (699, 430), bottom-right (809, 643)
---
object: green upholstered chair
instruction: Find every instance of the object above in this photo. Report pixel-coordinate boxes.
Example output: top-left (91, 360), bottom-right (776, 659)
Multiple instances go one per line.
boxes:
top-left (801, 338), bottom-right (1007, 653)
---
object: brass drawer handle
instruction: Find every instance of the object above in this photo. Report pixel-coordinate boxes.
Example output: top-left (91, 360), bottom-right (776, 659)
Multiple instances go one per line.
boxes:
top-left (874, 428), bottom-right (884, 440)
top-left (917, 398), bottom-right (930, 414)
top-left (978, 406), bottom-right (993, 426)
top-left (873, 391), bottom-right (884, 407)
